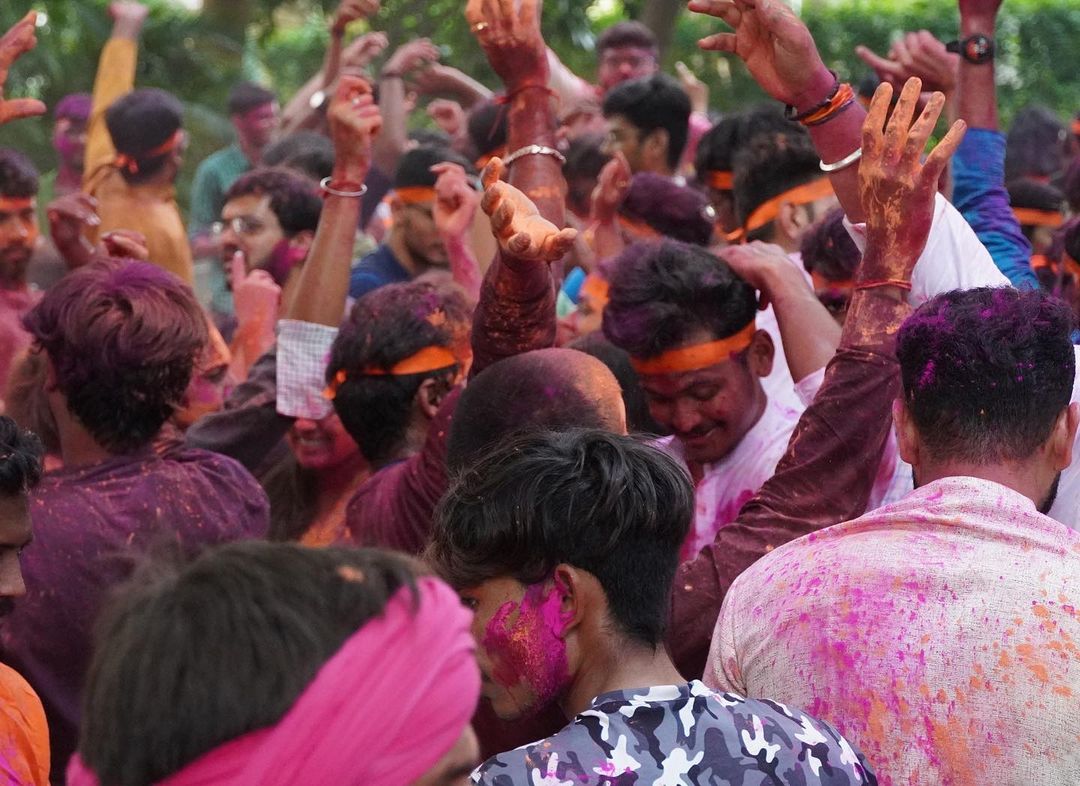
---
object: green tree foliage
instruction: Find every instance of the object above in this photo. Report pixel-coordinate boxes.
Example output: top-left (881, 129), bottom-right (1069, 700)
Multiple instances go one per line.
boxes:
top-left (0, 0), bottom-right (1075, 216)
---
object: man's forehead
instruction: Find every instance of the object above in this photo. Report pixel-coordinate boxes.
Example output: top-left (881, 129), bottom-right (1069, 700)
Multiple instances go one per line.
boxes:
top-left (640, 362), bottom-right (732, 395)
top-left (222, 193), bottom-right (272, 218)
top-left (600, 44), bottom-right (657, 61)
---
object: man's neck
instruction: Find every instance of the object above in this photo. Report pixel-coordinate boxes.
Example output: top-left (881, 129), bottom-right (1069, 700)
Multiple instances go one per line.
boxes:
top-left (561, 638), bottom-right (686, 718)
top-left (237, 138), bottom-right (261, 168)
top-left (915, 460), bottom-right (1053, 511)
top-left (386, 229), bottom-right (423, 278)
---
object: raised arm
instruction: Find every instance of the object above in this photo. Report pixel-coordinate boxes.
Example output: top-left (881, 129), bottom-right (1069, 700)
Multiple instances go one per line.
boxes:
top-left (668, 77), bottom-right (966, 677)
top-left (84, 2), bottom-right (146, 187)
top-left (372, 38), bottom-right (439, 175)
top-left (690, 0), bottom-right (867, 222)
top-left (0, 12), bottom-right (46, 127)
top-left (466, 0), bottom-right (576, 374)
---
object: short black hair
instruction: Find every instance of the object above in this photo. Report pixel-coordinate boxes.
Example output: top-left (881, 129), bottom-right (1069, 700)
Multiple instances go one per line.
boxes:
top-left (596, 21), bottom-right (658, 54)
top-left (224, 166), bottom-right (322, 236)
top-left (227, 81), bottom-right (276, 116)
top-left (0, 148), bottom-right (38, 198)
top-left (394, 145), bottom-right (473, 190)
top-left (562, 132), bottom-right (610, 217)
top-left (23, 258), bottom-right (208, 454)
top-left (262, 132), bottom-right (335, 182)
top-left (446, 348), bottom-right (626, 472)
top-left (328, 281), bottom-right (471, 464)
top-left (602, 240), bottom-right (756, 358)
top-left (432, 429), bottom-right (691, 647)
top-left (79, 542), bottom-right (418, 786)
top-left (105, 88), bottom-right (184, 183)
top-left (693, 104), bottom-right (789, 183)
top-left (0, 416), bottom-right (43, 496)
top-left (800, 206), bottom-right (861, 282)
top-left (1006, 105), bottom-right (1068, 182)
top-left (732, 127), bottom-right (819, 238)
top-left (466, 100), bottom-right (508, 159)
top-left (602, 74), bottom-right (691, 171)
top-left (897, 287), bottom-right (1075, 464)
top-left (568, 333), bottom-right (665, 435)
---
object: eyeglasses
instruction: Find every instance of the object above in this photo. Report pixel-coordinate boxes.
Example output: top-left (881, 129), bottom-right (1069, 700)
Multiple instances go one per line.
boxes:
top-left (212, 216), bottom-right (265, 236)
top-left (599, 52), bottom-right (656, 71)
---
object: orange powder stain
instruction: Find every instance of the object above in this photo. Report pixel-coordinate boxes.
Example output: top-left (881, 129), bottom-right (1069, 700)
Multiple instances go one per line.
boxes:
top-left (929, 715), bottom-right (981, 779)
top-left (1014, 643), bottom-right (1050, 683)
top-left (1052, 685), bottom-right (1073, 697)
top-left (1032, 605), bottom-right (1051, 619)
top-left (866, 694), bottom-right (889, 745)
top-left (998, 651), bottom-right (1012, 668)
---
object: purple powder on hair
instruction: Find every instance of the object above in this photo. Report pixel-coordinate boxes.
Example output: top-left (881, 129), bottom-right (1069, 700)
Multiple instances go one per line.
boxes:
top-left (918, 359), bottom-right (936, 388)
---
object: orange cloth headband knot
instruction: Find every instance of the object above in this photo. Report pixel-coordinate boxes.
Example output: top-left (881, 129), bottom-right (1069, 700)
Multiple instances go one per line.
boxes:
top-left (0, 197), bottom-right (34, 212)
top-left (114, 129), bottom-right (184, 175)
top-left (323, 346), bottom-right (459, 400)
top-left (725, 177), bottom-right (835, 243)
top-left (616, 213), bottom-right (662, 240)
top-left (630, 322), bottom-right (757, 376)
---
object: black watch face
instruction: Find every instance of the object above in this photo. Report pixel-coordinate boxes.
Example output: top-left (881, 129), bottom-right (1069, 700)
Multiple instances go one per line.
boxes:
top-left (965, 35), bottom-right (993, 63)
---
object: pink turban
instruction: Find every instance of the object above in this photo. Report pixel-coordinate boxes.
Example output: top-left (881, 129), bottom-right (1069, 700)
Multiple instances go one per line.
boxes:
top-left (69, 576), bottom-right (479, 786)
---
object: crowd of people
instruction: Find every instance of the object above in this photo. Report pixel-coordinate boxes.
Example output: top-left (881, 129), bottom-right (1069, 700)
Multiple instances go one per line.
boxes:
top-left (0, 0), bottom-right (1077, 782)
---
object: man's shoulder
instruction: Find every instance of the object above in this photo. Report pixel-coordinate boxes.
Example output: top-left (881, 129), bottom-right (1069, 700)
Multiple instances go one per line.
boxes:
top-left (196, 145), bottom-right (246, 174)
top-left (349, 245), bottom-right (410, 297)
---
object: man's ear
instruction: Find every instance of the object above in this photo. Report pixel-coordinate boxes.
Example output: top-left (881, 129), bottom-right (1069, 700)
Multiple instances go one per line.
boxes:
top-left (1050, 401), bottom-right (1080, 471)
top-left (642, 128), bottom-right (670, 170)
top-left (775, 201), bottom-right (810, 246)
top-left (550, 564), bottom-right (588, 639)
top-left (745, 329), bottom-right (774, 379)
top-left (893, 398), bottom-right (921, 466)
top-left (415, 376), bottom-right (450, 419)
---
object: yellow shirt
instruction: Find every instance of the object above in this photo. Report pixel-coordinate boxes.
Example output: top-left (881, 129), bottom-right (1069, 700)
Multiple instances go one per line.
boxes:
top-left (83, 38), bottom-right (193, 284)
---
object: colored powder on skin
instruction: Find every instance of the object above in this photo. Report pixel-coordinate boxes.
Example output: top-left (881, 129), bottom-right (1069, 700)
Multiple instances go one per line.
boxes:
top-left (482, 580), bottom-right (570, 712)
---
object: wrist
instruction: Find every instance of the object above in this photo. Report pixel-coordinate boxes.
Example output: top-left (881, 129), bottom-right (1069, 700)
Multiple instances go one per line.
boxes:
top-left (111, 20), bottom-right (145, 40)
top-left (330, 164), bottom-right (368, 186)
top-left (791, 66), bottom-right (837, 114)
top-left (960, 16), bottom-right (996, 35)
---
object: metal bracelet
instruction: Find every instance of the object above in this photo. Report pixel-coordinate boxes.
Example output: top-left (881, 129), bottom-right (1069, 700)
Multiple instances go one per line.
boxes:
top-left (819, 147), bottom-right (863, 173)
top-left (502, 144), bottom-right (567, 168)
top-left (319, 177), bottom-right (368, 198)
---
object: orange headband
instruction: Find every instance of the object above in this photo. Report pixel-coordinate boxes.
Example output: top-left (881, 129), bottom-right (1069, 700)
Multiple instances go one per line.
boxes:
top-left (617, 213), bottom-right (662, 239)
top-left (1012, 207), bottom-right (1063, 228)
top-left (725, 178), bottom-right (835, 243)
top-left (1073, 119), bottom-right (1080, 135)
top-left (0, 197), bottom-right (33, 212)
top-left (323, 346), bottom-right (459, 400)
top-left (579, 273), bottom-right (610, 308)
top-left (395, 186), bottom-right (437, 205)
top-left (115, 129), bottom-right (184, 174)
top-left (706, 170), bottom-right (733, 190)
top-left (811, 269), bottom-right (853, 292)
top-left (630, 322), bottom-right (757, 376)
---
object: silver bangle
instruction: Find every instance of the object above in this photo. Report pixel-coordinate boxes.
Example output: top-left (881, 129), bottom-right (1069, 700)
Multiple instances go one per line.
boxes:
top-left (819, 147), bottom-right (862, 173)
top-left (319, 177), bottom-right (368, 198)
top-left (502, 144), bottom-right (566, 168)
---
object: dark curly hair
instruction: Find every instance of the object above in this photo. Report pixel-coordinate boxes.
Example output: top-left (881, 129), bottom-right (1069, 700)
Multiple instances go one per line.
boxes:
top-left (0, 416), bottom-right (43, 496)
top-left (0, 148), bottom-right (38, 198)
top-left (602, 240), bottom-right (756, 359)
top-left (602, 74), bottom-right (690, 172)
top-left (693, 104), bottom-right (789, 184)
top-left (327, 281), bottom-right (471, 464)
top-left (224, 167), bottom-right (322, 237)
top-left (897, 287), bottom-right (1075, 464)
top-left (732, 127), bottom-right (820, 239)
top-left (22, 258), bottom-right (208, 454)
top-left (431, 429), bottom-right (692, 647)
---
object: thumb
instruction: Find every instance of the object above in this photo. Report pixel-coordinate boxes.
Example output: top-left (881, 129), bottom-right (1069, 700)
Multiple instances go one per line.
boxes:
top-left (229, 251), bottom-right (246, 291)
top-left (855, 45), bottom-right (903, 78)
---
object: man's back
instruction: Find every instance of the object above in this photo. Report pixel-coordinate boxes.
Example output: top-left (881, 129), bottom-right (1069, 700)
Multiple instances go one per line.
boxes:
top-left (473, 681), bottom-right (875, 785)
top-left (0, 446), bottom-right (269, 777)
top-left (708, 476), bottom-right (1080, 785)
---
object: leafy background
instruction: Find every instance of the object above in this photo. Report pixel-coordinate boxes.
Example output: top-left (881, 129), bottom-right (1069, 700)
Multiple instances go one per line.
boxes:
top-left (0, 0), bottom-right (1076, 215)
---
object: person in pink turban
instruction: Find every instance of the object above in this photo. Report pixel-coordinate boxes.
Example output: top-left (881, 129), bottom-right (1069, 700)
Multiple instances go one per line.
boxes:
top-left (67, 543), bottom-right (480, 786)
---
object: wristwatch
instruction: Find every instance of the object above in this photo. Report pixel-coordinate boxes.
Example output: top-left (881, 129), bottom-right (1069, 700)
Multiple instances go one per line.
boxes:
top-left (308, 89), bottom-right (329, 112)
top-left (946, 34), bottom-right (995, 65)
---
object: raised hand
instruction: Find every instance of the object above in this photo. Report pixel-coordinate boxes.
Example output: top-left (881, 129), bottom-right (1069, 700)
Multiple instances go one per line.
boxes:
top-left (856, 31), bottom-right (958, 95)
top-left (857, 77), bottom-right (966, 283)
top-left (341, 31), bottom-right (389, 72)
top-left (332, 0), bottom-right (380, 34)
top-left (589, 151), bottom-right (631, 223)
top-left (675, 61), bottom-right (709, 115)
top-left (47, 193), bottom-right (99, 269)
top-left (689, 0), bottom-right (833, 111)
top-left (108, 2), bottom-right (149, 39)
top-left (427, 98), bottom-right (466, 138)
top-left (99, 229), bottom-right (148, 261)
top-left (432, 162), bottom-right (480, 240)
top-left (382, 38), bottom-right (439, 78)
top-left (481, 158), bottom-right (576, 262)
top-left (718, 241), bottom-right (807, 311)
top-left (465, 0), bottom-right (548, 91)
top-left (230, 251), bottom-right (282, 326)
top-left (0, 11), bottom-right (46, 126)
top-left (326, 75), bottom-right (382, 184)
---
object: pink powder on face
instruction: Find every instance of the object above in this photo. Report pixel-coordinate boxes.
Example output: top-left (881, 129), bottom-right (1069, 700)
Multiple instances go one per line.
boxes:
top-left (482, 580), bottom-right (571, 715)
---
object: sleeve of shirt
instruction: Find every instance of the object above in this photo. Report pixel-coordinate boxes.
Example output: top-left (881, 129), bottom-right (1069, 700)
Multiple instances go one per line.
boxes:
top-left (844, 192), bottom-right (1010, 307)
top-left (704, 580), bottom-right (746, 695)
top-left (950, 128), bottom-right (1039, 290)
top-left (276, 319), bottom-right (337, 420)
top-left (83, 38), bottom-right (137, 190)
top-left (188, 158), bottom-right (221, 237)
top-left (667, 293), bottom-right (908, 679)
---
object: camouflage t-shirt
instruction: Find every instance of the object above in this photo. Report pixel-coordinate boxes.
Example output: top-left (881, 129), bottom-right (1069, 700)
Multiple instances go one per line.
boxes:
top-left (473, 681), bottom-right (876, 785)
